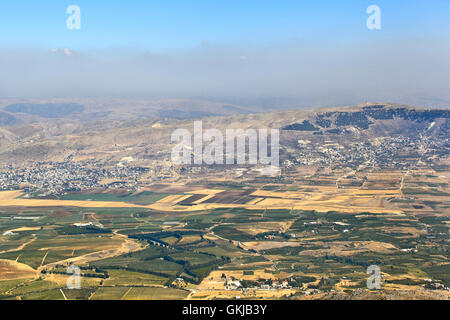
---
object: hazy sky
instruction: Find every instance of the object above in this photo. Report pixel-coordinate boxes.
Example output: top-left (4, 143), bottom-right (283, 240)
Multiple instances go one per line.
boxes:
top-left (0, 0), bottom-right (449, 107)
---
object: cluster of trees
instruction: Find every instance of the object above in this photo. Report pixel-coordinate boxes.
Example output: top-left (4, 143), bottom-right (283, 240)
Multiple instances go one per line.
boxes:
top-left (58, 225), bottom-right (111, 235)
top-left (166, 254), bottom-right (231, 285)
top-left (42, 266), bottom-right (109, 279)
top-left (129, 231), bottom-right (204, 247)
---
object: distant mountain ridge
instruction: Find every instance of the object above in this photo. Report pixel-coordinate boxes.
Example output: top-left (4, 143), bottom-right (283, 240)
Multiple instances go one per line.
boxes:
top-left (0, 102), bottom-right (448, 163)
top-left (4, 103), bottom-right (85, 118)
top-left (283, 104), bottom-right (450, 131)
top-left (0, 111), bottom-right (18, 126)
top-left (0, 98), bottom-right (255, 124)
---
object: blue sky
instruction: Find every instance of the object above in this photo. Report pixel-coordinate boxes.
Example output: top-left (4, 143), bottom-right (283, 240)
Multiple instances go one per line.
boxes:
top-left (1, 0), bottom-right (449, 51)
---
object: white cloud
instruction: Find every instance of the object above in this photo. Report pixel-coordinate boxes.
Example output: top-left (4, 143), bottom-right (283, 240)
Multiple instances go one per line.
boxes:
top-left (63, 48), bottom-right (73, 56)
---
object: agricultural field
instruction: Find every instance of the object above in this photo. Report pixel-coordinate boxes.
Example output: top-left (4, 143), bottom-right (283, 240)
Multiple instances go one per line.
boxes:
top-left (90, 286), bottom-right (189, 300)
top-left (0, 168), bottom-right (448, 300)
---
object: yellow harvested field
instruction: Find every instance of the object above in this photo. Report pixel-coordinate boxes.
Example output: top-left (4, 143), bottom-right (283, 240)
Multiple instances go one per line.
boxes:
top-left (5, 227), bottom-right (42, 233)
top-left (178, 235), bottom-right (202, 244)
top-left (241, 241), bottom-right (301, 251)
top-left (0, 259), bottom-right (36, 280)
top-left (186, 189), bottom-right (225, 195)
top-left (250, 190), bottom-right (304, 198)
top-left (0, 190), bottom-right (24, 200)
top-left (0, 198), bottom-right (143, 208)
top-left (298, 241), bottom-right (397, 257)
top-left (190, 289), bottom-right (297, 300)
top-left (237, 221), bottom-right (293, 235)
top-left (0, 188), bottom-right (404, 215)
top-left (154, 194), bottom-right (190, 205)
